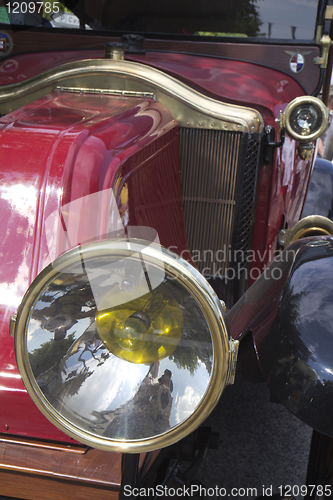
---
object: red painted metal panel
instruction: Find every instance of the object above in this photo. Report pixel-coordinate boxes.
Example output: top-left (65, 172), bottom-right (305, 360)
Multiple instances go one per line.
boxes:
top-left (0, 91), bottom-right (186, 441)
top-left (0, 51), bottom-right (304, 112)
top-left (250, 122), bottom-right (314, 280)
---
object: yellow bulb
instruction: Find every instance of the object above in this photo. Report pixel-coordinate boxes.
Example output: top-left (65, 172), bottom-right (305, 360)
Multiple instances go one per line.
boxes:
top-left (96, 286), bottom-right (183, 364)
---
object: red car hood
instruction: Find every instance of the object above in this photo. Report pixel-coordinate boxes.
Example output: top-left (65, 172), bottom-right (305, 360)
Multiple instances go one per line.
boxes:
top-left (0, 50), bottom-right (304, 118)
top-left (0, 91), bottom-right (179, 440)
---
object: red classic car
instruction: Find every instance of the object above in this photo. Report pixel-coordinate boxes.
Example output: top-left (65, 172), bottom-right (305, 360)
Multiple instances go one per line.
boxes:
top-left (1, 0), bottom-right (333, 498)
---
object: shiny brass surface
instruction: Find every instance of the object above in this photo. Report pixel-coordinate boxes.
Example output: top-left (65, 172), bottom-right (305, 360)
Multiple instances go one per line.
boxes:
top-left (105, 44), bottom-right (127, 60)
top-left (326, 5), bottom-right (333, 20)
top-left (0, 59), bottom-right (263, 132)
top-left (220, 300), bottom-right (227, 312)
top-left (293, 226), bottom-right (332, 239)
top-left (226, 338), bottom-right (239, 386)
top-left (297, 142), bottom-right (315, 160)
top-left (313, 34), bottom-right (333, 68)
top-left (283, 96), bottom-right (328, 142)
top-left (316, 25), bottom-right (323, 45)
top-left (56, 86), bottom-right (155, 99)
top-left (9, 314), bottom-right (16, 337)
top-left (313, 5), bottom-right (333, 67)
top-left (14, 239), bottom-right (234, 454)
top-left (279, 215), bottom-right (333, 248)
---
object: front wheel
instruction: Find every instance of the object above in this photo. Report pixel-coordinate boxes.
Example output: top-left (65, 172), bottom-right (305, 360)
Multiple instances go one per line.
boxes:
top-left (305, 430), bottom-right (333, 500)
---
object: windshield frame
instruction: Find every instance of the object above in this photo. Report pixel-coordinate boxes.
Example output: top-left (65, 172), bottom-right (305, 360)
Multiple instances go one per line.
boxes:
top-left (0, 0), bottom-right (327, 44)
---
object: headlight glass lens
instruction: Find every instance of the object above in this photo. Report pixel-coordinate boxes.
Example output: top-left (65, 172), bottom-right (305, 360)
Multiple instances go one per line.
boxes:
top-left (290, 104), bottom-right (321, 137)
top-left (96, 286), bottom-right (184, 364)
top-left (284, 97), bottom-right (328, 142)
top-left (16, 240), bottom-right (230, 452)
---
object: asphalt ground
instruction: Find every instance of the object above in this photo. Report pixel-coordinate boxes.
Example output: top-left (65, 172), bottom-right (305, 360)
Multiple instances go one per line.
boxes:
top-left (196, 366), bottom-right (313, 500)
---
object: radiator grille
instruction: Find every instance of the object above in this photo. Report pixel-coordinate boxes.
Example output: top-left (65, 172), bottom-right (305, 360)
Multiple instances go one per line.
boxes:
top-left (179, 127), bottom-right (260, 291)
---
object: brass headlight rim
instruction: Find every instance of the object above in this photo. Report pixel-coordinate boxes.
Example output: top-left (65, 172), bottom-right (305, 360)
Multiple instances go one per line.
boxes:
top-left (14, 238), bottom-right (230, 454)
top-left (284, 96), bottom-right (328, 142)
top-left (281, 215), bottom-right (333, 248)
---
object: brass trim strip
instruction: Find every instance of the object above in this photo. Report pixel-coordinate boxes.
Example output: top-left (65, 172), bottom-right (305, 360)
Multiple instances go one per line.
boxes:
top-left (226, 338), bottom-right (239, 386)
top-left (56, 86), bottom-right (155, 99)
top-left (326, 5), bottom-right (333, 20)
top-left (0, 59), bottom-right (263, 133)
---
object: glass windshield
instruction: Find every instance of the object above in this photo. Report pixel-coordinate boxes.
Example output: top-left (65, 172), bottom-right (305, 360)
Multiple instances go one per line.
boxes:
top-left (1, 0), bottom-right (320, 40)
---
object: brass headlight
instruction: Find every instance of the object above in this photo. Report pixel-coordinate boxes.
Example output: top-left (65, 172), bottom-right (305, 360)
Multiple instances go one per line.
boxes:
top-left (14, 239), bottom-right (236, 453)
top-left (284, 96), bottom-right (328, 142)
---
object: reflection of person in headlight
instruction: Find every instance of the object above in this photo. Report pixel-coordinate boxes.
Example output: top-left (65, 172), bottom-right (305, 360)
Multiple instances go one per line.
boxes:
top-left (157, 369), bottom-right (173, 414)
top-left (92, 367), bottom-right (174, 440)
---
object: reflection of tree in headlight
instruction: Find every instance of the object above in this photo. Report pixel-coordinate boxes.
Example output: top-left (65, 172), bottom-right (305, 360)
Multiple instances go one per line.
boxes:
top-left (31, 279), bottom-right (96, 341)
top-left (30, 328), bottom-right (106, 400)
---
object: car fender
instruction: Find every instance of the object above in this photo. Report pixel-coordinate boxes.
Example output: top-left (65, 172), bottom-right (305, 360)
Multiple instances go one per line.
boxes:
top-left (228, 235), bottom-right (333, 436)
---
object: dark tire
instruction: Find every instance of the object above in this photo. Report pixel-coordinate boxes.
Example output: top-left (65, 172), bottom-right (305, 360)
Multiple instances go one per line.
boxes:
top-left (305, 430), bottom-right (333, 500)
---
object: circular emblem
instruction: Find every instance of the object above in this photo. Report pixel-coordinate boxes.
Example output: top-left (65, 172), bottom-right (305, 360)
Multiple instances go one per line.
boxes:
top-left (290, 52), bottom-right (305, 73)
top-left (0, 31), bottom-right (13, 59)
top-left (286, 50), bottom-right (312, 74)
